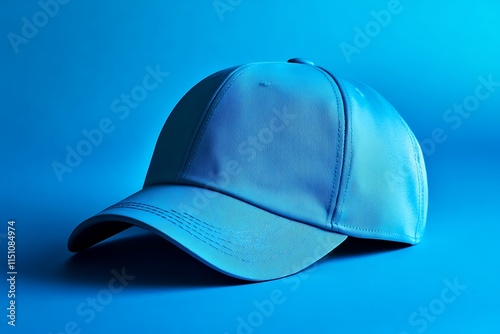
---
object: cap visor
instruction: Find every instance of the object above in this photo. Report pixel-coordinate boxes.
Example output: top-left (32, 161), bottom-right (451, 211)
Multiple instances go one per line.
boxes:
top-left (68, 184), bottom-right (346, 281)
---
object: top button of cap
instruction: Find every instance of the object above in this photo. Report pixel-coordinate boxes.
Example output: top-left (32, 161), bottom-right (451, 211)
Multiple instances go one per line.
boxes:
top-left (287, 58), bottom-right (315, 65)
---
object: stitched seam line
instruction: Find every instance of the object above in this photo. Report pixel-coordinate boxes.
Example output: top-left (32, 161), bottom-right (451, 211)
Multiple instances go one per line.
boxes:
top-left (182, 64), bottom-right (256, 177)
top-left (315, 68), bottom-right (343, 230)
top-left (342, 224), bottom-right (417, 241)
top-left (109, 202), bottom-right (256, 261)
top-left (332, 80), bottom-right (414, 240)
top-left (331, 78), bottom-right (353, 230)
top-left (398, 119), bottom-right (424, 241)
top-left (110, 202), bottom-right (238, 247)
top-left (172, 69), bottom-right (237, 182)
top-left (105, 201), bottom-right (296, 262)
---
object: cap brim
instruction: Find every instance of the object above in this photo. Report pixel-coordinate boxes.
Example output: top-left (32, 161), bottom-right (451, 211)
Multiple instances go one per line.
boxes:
top-left (68, 184), bottom-right (347, 281)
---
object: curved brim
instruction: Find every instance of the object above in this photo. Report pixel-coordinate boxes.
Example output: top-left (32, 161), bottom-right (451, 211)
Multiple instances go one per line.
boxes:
top-left (68, 184), bottom-right (347, 281)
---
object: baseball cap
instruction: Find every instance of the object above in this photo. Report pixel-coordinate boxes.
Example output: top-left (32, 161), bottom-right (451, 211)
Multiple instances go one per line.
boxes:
top-left (68, 58), bottom-right (428, 281)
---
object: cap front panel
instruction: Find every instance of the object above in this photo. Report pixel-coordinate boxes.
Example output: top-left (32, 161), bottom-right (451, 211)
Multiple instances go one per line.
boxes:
top-left (182, 63), bottom-right (345, 230)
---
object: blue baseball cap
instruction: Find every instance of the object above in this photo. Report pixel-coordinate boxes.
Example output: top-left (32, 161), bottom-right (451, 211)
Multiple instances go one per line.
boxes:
top-left (68, 58), bottom-right (428, 281)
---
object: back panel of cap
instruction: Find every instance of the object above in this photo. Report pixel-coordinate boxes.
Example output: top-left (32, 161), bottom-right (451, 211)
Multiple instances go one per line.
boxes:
top-left (328, 75), bottom-right (427, 244)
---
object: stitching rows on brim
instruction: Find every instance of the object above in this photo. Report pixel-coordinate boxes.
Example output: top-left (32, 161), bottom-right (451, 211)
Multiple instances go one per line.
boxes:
top-left (105, 201), bottom-right (305, 263)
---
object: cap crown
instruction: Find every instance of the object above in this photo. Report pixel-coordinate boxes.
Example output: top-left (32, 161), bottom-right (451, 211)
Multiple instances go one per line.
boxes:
top-left (145, 61), bottom-right (427, 244)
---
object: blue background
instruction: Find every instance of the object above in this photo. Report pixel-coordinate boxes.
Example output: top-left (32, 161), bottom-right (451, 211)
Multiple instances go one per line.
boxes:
top-left (2, 0), bottom-right (500, 333)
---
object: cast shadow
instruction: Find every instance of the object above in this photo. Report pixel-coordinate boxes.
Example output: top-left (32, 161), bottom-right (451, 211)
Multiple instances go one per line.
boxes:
top-left (59, 230), bottom-right (409, 288)
top-left (330, 236), bottom-right (411, 258)
top-left (60, 231), bottom-right (245, 288)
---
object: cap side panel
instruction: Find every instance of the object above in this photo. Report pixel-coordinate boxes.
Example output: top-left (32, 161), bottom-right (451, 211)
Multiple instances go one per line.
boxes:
top-left (144, 66), bottom-right (241, 187)
top-left (417, 142), bottom-right (428, 240)
top-left (328, 76), bottom-right (354, 235)
top-left (181, 64), bottom-right (256, 179)
top-left (332, 79), bottom-right (425, 244)
top-left (401, 120), bottom-right (428, 242)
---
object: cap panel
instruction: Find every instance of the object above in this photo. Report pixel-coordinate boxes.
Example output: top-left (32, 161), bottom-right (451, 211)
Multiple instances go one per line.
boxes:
top-left (182, 63), bottom-right (345, 230)
top-left (405, 120), bottom-right (428, 241)
top-left (144, 66), bottom-right (241, 187)
top-left (332, 78), bottom-right (427, 244)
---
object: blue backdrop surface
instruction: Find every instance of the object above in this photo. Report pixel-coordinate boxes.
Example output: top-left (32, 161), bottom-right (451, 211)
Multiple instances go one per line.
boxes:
top-left (1, 0), bottom-right (500, 333)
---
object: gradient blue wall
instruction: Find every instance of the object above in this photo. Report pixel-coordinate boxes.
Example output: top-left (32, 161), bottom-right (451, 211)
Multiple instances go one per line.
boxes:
top-left (1, 0), bottom-right (499, 333)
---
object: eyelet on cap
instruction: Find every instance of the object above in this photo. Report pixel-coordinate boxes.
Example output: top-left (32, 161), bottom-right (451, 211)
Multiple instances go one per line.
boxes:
top-left (287, 58), bottom-right (315, 65)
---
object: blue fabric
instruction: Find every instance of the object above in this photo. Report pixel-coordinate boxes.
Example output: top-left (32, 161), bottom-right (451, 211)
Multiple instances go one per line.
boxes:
top-left (331, 78), bottom-right (428, 244)
top-left (68, 61), bottom-right (428, 281)
top-left (69, 185), bottom-right (347, 281)
top-left (183, 62), bottom-right (344, 230)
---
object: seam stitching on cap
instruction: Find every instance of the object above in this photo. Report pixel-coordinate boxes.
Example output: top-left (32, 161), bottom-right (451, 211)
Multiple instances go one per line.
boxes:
top-left (110, 202), bottom-right (229, 241)
top-left (108, 201), bottom-right (259, 261)
top-left (172, 69), bottom-right (239, 183)
top-left (332, 79), bottom-right (354, 230)
top-left (398, 119), bottom-right (424, 242)
top-left (332, 80), bottom-right (415, 241)
top-left (340, 224), bottom-right (417, 241)
top-left (182, 64), bottom-right (256, 177)
top-left (314, 68), bottom-right (342, 230)
top-left (106, 200), bottom-right (299, 263)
